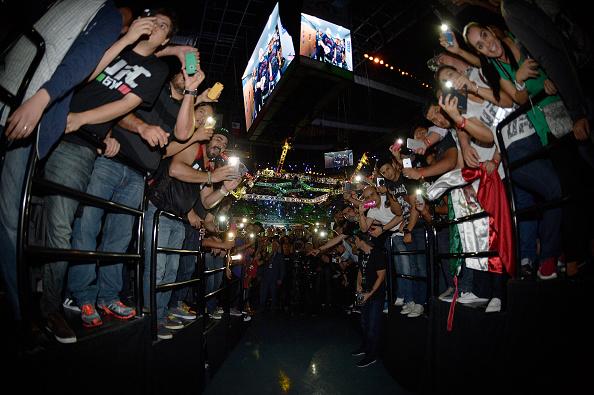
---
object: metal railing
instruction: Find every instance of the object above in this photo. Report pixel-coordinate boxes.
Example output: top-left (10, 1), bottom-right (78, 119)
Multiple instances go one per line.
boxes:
top-left (387, 224), bottom-right (433, 308)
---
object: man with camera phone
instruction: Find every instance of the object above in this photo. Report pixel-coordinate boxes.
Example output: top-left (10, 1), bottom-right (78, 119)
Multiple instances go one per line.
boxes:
top-left (351, 232), bottom-right (386, 368)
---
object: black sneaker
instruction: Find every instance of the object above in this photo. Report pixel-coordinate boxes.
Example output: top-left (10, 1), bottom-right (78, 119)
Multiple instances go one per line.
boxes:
top-left (356, 356), bottom-right (377, 368)
top-left (351, 347), bottom-right (366, 357)
top-left (46, 312), bottom-right (77, 344)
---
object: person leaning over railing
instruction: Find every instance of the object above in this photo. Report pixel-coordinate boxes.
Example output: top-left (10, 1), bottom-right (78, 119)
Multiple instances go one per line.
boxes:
top-left (0, 0), bottom-right (123, 344)
top-left (461, 22), bottom-right (563, 280)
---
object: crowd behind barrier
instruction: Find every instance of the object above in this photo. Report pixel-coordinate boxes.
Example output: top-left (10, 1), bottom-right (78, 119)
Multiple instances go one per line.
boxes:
top-left (0, 1), bottom-right (592, 388)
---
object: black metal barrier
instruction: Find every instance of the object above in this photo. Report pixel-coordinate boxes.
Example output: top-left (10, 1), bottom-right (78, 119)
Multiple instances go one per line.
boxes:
top-left (495, 89), bottom-right (573, 278)
top-left (148, 209), bottom-right (241, 340)
top-left (387, 225), bottom-right (433, 308)
top-left (18, 142), bottom-right (147, 322)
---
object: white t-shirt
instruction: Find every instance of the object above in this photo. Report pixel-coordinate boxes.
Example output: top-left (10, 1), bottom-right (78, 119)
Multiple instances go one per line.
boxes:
top-left (467, 67), bottom-right (536, 149)
top-left (366, 195), bottom-right (402, 233)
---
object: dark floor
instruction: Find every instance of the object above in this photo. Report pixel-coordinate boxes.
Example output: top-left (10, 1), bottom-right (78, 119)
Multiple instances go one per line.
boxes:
top-left (204, 310), bottom-right (411, 395)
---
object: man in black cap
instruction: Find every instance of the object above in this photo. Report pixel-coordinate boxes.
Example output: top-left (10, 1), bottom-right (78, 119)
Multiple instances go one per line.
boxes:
top-left (350, 231), bottom-right (386, 368)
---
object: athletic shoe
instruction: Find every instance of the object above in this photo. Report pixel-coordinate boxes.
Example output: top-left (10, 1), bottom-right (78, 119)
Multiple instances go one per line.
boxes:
top-left (537, 258), bottom-right (558, 280)
top-left (400, 301), bottom-right (414, 315)
top-left (351, 347), bottom-right (366, 357)
top-left (157, 324), bottom-right (173, 340)
top-left (393, 297), bottom-right (404, 306)
top-left (485, 298), bottom-right (501, 313)
top-left (243, 315), bottom-right (252, 322)
top-left (356, 356), bottom-right (377, 368)
top-left (62, 297), bottom-right (81, 313)
top-left (164, 316), bottom-right (184, 330)
top-left (80, 304), bottom-right (103, 328)
top-left (46, 312), bottom-right (77, 344)
top-left (209, 311), bottom-right (222, 320)
top-left (407, 304), bottom-right (424, 318)
top-left (438, 287), bottom-right (455, 302)
top-left (169, 307), bottom-right (196, 320)
top-left (457, 292), bottom-right (488, 304)
top-left (230, 308), bottom-right (243, 317)
top-left (97, 301), bottom-right (136, 320)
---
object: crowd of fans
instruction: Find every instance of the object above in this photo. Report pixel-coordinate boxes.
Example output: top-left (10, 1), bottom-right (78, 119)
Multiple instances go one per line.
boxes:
top-left (0, 0), bottom-right (593, 374)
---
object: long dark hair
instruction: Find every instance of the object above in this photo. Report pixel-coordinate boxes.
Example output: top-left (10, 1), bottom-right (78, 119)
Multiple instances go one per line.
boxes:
top-left (462, 22), bottom-right (519, 102)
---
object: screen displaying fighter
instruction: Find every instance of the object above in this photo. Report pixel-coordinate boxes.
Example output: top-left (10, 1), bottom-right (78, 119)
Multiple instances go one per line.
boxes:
top-left (300, 13), bottom-right (353, 71)
top-left (241, 3), bottom-right (295, 131)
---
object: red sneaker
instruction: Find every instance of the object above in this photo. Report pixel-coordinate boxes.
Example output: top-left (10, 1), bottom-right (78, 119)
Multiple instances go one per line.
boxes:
top-left (537, 257), bottom-right (558, 280)
top-left (81, 304), bottom-right (103, 328)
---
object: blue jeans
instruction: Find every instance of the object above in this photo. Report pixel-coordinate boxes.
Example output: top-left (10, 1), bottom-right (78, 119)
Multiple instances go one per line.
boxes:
top-left (143, 202), bottom-right (185, 320)
top-left (507, 133), bottom-right (562, 259)
top-left (170, 224), bottom-right (200, 307)
top-left (390, 234), bottom-right (413, 303)
top-left (360, 296), bottom-right (383, 359)
top-left (41, 141), bottom-right (96, 317)
top-left (205, 252), bottom-right (224, 313)
top-left (68, 157), bottom-right (144, 306)
top-left (0, 135), bottom-right (31, 321)
top-left (411, 226), bottom-right (427, 304)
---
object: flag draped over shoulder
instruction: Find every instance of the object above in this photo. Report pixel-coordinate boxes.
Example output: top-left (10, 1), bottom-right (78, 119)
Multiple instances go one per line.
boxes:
top-left (461, 167), bottom-right (515, 277)
top-left (427, 166), bottom-right (515, 276)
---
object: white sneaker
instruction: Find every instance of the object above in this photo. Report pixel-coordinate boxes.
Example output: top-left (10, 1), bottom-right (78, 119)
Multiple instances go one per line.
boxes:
top-left (62, 297), bottom-right (81, 313)
top-left (230, 308), bottom-right (242, 317)
top-left (407, 304), bottom-right (424, 318)
top-left (393, 297), bottom-right (404, 306)
top-left (400, 301), bottom-right (415, 315)
top-left (485, 298), bottom-right (501, 313)
top-left (243, 315), bottom-right (252, 322)
top-left (438, 287), bottom-right (455, 302)
top-left (457, 292), bottom-right (488, 304)
top-left (215, 306), bottom-right (224, 314)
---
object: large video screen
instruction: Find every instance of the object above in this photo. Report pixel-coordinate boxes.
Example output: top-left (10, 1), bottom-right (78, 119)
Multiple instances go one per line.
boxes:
top-left (324, 150), bottom-right (353, 169)
top-left (241, 3), bottom-right (295, 131)
top-left (300, 13), bottom-right (352, 71)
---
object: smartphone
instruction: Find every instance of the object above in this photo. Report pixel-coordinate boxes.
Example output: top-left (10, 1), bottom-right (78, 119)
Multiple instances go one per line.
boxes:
top-left (185, 52), bottom-right (197, 76)
top-left (403, 158), bottom-right (412, 169)
top-left (208, 82), bottom-right (224, 100)
top-left (444, 30), bottom-right (454, 47)
top-left (443, 84), bottom-right (468, 114)
top-left (407, 138), bottom-right (426, 151)
top-left (344, 182), bottom-right (352, 192)
top-left (376, 177), bottom-right (385, 187)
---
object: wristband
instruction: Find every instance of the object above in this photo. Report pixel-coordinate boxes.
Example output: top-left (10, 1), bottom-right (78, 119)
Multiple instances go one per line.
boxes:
top-left (514, 80), bottom-right (526, 91)
top-left (183, 88), bottom-right (199, 96)
top-left (419, 168), bottom-right (425, 179)
top-left (456, 117), bottom-right (467, 130)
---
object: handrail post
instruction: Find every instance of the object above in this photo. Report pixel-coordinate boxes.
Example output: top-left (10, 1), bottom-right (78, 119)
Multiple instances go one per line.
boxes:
top-left (150, 209), bottom-right (162, 341)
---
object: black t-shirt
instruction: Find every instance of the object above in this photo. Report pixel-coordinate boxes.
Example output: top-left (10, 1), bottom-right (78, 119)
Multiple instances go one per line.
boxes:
top-left (433, 131), bottom-right (457, 162)
top-left (112, 83), bottom-right (180, 172)
top-left (148, 145), bottom-right (210, 217)
top-left (358, 248), bottom-right (386, 299)
top-left (65, 49), bottom-right (168, 150)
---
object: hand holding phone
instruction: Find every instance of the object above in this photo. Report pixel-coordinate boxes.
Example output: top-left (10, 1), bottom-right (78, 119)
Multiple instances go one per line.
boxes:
top-left (402, 158), bottom-right (412, 169)
top-left (185, 52), bottom-right (197, 75)
top-left (208, 82), bottom-right (224, 100)
top-left (376, 177), bottom-right (385, 187)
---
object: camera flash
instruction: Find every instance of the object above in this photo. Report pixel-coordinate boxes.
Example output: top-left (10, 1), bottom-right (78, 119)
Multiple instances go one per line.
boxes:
top-left (416, 189), bottom-right (423, 195)
top-left (441, 24), bottom-right (449, 32)
top-left (228, 156), bottom-right (239, 166)
top-left (445, 80), bottom-right (453, 89)
top-left (231, 254), bottom-right (242, 260)
top-left (354, 175), bottom-right (362, 182)
top-left (249, 233), bottom-right (255, 238)
top-left (397, 138), bottom-right (403, 145)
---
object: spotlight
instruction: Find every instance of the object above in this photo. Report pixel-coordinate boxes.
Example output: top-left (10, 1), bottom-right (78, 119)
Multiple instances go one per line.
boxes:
top-left (249, 233), bottom-right (255, 238)
top-left (379, 59), bottom-right (384, 65)
top-left (373, 58), bottom-right (379, 63)
top-left (390, 66), bottom-right (393, 70)
top-left (385, 63), bottom-right (389, 67)
top-left (369, 57), bottom-right (374, 61)
top-left (364, 53), bottom-right (369, 58)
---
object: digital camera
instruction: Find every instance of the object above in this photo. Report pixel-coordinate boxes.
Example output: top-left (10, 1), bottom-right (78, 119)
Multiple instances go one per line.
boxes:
top-left (355, 292), bottom-right (365, 306)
